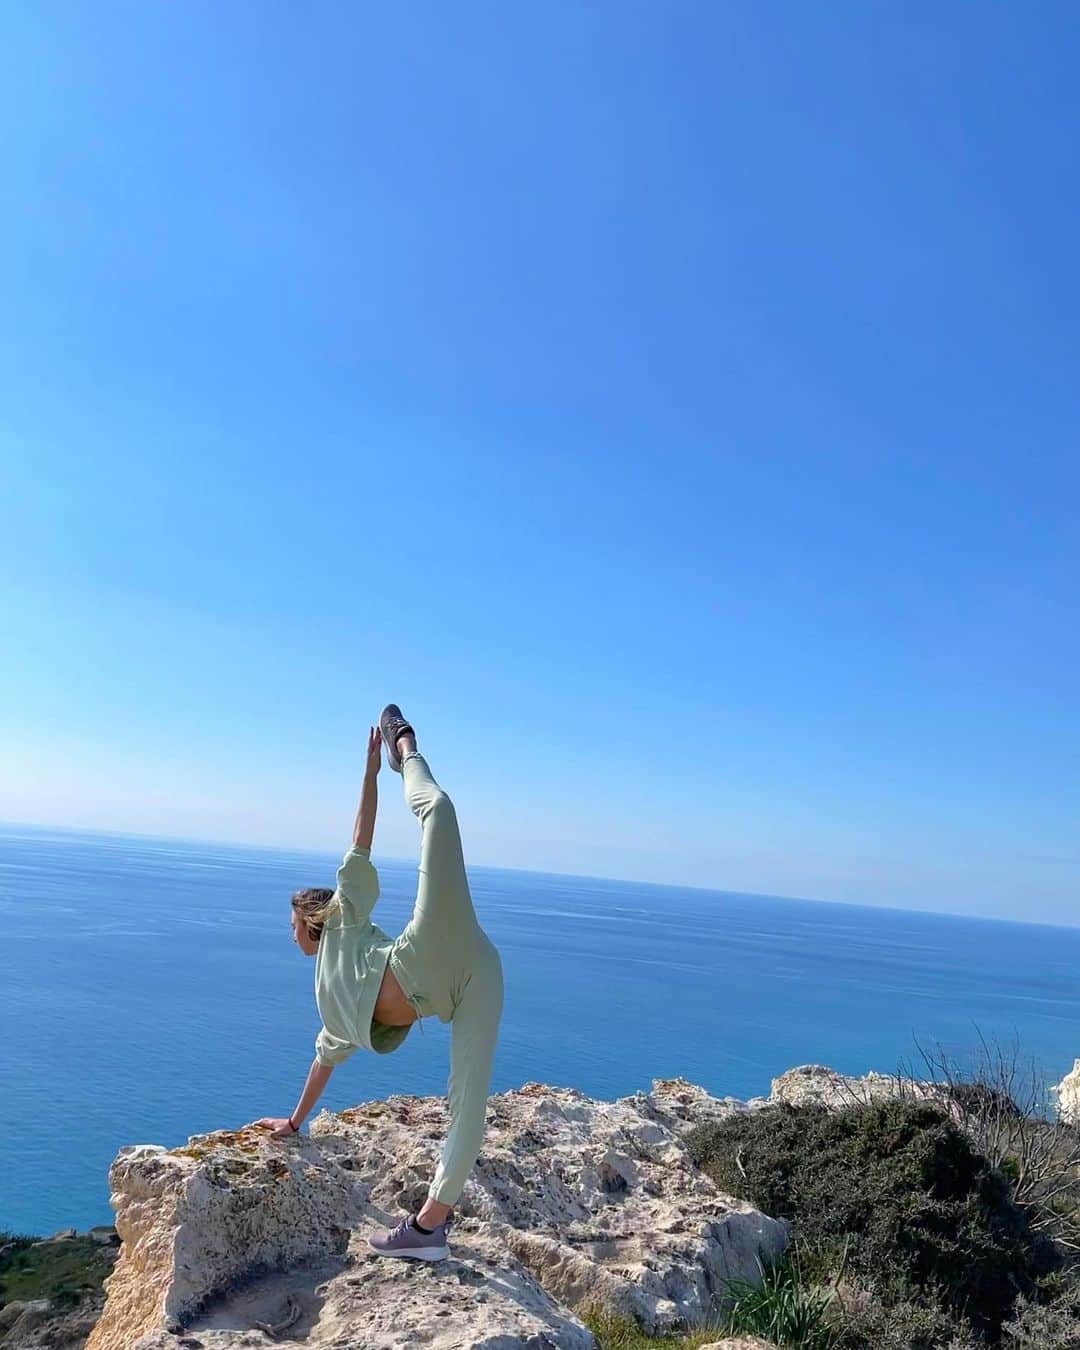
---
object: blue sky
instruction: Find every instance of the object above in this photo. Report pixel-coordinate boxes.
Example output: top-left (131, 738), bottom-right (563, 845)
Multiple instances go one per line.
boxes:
top-left (1, 3), bottom-right (1077, 923)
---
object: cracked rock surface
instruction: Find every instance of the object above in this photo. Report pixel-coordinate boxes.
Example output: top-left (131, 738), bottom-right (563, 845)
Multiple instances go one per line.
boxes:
top-left (87, 1079), bottom-right (789, 1350)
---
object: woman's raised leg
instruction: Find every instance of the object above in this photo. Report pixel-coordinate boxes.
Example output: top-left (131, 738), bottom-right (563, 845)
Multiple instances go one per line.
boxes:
top-left (400, 750), bottom-right (479, 936)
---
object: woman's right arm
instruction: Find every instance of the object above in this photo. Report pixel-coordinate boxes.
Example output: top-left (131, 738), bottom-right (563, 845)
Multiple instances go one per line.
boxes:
top-left (252, 1058), bottom-right (334, 1139)
top-left (290, 1058), bottom-right (334, 1127)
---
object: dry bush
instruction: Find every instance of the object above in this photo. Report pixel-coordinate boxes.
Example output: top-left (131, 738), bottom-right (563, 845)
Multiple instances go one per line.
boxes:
top-left (897, 1032), bottom-right (1080, 1259)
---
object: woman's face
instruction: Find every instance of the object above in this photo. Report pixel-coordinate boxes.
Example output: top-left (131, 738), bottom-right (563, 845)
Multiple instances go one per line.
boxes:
top-left (291, 907), bottom-right (320, 956)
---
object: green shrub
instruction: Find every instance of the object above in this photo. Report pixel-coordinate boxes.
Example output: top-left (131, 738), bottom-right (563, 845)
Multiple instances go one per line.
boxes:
top-left (722, 1246), bottom-right (836, 1348)
top-left (686, 1098), bottom-right (1058, 1340)
top-left (832, 1291), bottom-right (980, 1350)
top-left (1001, 1286), bottom-right (1080, 1348)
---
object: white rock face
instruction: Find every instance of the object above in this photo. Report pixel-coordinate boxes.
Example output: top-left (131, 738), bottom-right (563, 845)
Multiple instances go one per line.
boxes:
top-left (769, 1064), bottom-right (938, 1110)
top-left (88, 1080), bottom-right (788, 1350)
top-left (779, 1064), bottom-right (982, 1117)
top-left (617, 1075), bottom-right (751, 1136)
top-left (319, 1081), bottom-right (788, 1336)
top-left (1054, 1059), bottom-right (1080, 1125)
top-left (127, 1236), bottom-right (596, 1350)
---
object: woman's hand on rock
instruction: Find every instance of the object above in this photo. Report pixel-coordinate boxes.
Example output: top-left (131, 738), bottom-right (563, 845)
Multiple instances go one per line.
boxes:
top-left (251, 1116), bottom-right (297, 1140)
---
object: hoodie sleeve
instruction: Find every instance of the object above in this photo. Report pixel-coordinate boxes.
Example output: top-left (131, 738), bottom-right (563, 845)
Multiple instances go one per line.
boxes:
top-left (333, 845), bottom-right (380, 926)
top-left (315, 1024), bottom-right (358, 1067)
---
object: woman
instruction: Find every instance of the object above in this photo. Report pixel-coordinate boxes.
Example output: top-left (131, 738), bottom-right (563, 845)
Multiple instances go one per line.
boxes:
top-left (253, 704), bottom-right (505, 1262)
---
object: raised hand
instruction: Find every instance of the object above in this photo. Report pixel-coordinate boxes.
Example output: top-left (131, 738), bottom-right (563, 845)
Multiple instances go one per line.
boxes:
top-left (366, 724), bottom-right (383, 778)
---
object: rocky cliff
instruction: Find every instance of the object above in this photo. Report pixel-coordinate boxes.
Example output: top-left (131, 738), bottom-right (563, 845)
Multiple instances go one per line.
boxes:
top-left (12, 1062), bottom-right (1073, 1350)
top-left (84, 1077), bottom-right (788, 1350)
top-left (1055, 1059), bottom-right (1080, 1126)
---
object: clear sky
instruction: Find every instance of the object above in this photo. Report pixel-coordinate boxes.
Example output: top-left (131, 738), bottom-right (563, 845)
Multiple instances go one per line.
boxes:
top-left (1, 3), bottom-right (1077, 924)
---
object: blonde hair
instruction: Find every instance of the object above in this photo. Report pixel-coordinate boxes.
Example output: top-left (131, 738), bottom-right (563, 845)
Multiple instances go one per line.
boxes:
top-left (291, 887), bottom-right (338, 942)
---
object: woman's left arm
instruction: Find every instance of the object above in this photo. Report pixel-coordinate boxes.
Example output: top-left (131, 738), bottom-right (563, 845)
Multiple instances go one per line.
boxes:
top-left (352, 725), bottom-right (382, 852)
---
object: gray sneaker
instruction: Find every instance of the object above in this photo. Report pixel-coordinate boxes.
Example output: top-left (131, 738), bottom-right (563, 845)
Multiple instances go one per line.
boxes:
top-left (379, 703), bottom-right (416, 773)
top-left (367, 1210), bottom-right (453, 1261)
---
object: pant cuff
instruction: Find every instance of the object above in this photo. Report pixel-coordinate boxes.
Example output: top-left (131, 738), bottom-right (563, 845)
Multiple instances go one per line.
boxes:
top-left (427, 1180), bottom-right (460, 1206)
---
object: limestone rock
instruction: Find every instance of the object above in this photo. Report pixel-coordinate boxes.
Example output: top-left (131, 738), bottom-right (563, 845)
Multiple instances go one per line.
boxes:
top-left (769, 1063), bottom-right (942, 1110)
top-left (313, 1082), bottom-right (787, 1335)
top-left (89, 1081), bottom-right (788, 1350)
top-left (771, 1063), bottom-right (898, 1108)
top-left (87, 1133), bottom-right (362, 1350)
top-left (128, 1226), bottom-right (596, 1350)
top-left (1053, 1059), bottom-right (1080, 1125)
top-left (2, 1302), bottom-right (101, 1348)
top-left (617, 1076), bottom-right (749, 1137)
top-left (0, 1301), bottom-right (52, 1334)
top-left (0, 1298), bottom-right (72, 1345)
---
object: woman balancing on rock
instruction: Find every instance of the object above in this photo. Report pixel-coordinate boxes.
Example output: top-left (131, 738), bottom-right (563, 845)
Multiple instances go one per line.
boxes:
top-left (252, 705), bottom-right (505, 1261)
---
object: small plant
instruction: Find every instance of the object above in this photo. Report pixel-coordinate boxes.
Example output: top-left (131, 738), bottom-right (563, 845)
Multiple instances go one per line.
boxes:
top-left (722, 1246), bottom-right (836, 1349)
top-left (580, 1302), bottom-right (738, 1349)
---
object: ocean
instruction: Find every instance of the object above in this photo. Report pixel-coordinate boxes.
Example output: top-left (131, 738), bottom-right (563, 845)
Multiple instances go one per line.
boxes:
top-left (2, 823), bottom-right (1078, 1236)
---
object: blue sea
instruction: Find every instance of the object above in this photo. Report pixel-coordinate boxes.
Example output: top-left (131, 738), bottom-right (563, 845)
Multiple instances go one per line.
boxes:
top-left (2, 823), bottom-right (1078, 1236)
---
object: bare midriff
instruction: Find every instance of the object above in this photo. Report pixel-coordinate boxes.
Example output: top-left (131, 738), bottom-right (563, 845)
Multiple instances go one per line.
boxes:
top-left (372, 960), bottom-right (419, 1027)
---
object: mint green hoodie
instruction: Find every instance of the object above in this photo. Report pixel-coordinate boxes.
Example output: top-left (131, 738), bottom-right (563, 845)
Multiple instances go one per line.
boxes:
top-left (313, 846), bottom-right (413, 1066)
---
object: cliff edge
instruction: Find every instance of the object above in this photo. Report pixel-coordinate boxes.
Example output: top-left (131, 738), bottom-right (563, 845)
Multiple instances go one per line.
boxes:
top-left (86, 1078), bottom-right (788, 1350)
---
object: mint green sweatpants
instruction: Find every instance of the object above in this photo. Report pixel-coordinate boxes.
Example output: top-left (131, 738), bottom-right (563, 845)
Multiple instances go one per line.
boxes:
top-left (386, 751), bottom-right (505, 1206)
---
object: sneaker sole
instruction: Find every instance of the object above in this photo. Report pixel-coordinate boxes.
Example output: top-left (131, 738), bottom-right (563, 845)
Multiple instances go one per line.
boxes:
top-left (367, 1239), bottom-right (450, 1261)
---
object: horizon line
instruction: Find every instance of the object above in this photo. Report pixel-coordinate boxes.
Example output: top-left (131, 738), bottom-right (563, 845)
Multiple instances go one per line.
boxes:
top-left (1, 816), bottom-right (1077, 936)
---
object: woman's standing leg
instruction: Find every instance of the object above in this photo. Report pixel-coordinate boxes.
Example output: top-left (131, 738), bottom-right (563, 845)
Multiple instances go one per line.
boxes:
top-left (398, 747), bottom-right (505, 1204)
top-left (427, 946), bottom-right (505, 1206)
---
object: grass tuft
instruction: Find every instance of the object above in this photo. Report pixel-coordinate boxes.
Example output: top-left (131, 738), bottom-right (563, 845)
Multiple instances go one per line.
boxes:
top-left (580, 1302), bottom-right (745, 1349)
top-left (721, 1247), bottom-right (836, 1349)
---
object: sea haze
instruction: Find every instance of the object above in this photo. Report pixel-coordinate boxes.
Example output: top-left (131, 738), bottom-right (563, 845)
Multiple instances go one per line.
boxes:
top-left (2, 823), bottom-right (1078, 1234)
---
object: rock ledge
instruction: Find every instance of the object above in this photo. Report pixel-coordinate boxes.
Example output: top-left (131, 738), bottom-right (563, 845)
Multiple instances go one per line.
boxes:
top-left (87, 1078), bottom-right (789, 1350)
